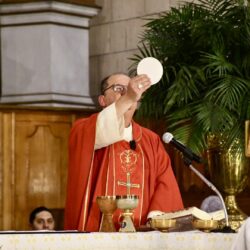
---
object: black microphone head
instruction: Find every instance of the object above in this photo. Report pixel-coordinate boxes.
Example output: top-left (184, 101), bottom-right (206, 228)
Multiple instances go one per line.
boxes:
top-left (162, 132), bottom-right (174, 143)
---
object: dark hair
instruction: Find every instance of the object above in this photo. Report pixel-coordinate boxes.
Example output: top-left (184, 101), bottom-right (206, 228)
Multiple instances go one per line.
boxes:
top-left (29, 206), bottom-right (53, 224)
top-left (100, 75), bottom-right (110, 95)
top-left (100, 72), bottom-right (129, 94)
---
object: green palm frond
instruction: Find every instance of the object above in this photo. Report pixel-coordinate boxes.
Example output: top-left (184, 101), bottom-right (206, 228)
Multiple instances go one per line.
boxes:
top-left (130, 0), bottom-right (250, 153)
top-left (202, 52), bottom-right (238, 76)
top-left (206, 76), bottom-right (249, 111)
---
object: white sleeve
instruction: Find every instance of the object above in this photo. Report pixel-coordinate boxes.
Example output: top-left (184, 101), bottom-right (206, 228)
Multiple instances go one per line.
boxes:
top-left (95, 103), bottom-right (125, 150)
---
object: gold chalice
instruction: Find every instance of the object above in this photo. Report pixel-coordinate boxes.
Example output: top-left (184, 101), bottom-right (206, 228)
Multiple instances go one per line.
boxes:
top-left (116, 195), bottom-right (139, 232)
top-left (96, 195), bottom-right (117, 232)
top-left (207, 133), bottom-right (249, 230)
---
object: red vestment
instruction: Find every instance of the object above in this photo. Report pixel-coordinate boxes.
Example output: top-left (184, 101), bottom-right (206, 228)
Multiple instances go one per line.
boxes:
top-left (64, 113), bottom-right (183, 231)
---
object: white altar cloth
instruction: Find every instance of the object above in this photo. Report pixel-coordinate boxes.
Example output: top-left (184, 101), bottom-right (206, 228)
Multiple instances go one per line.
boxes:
top-left (0, 230), bottom-right (236, 250)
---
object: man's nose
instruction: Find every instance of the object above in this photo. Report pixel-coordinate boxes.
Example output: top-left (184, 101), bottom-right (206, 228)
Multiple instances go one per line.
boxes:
top-left (121, 90), bottom-right (127, 96)
top-left (43, 221), bottom-right (49, 229)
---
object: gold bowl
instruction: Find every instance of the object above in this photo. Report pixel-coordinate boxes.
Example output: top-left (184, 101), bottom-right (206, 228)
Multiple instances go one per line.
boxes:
top-left (192, 219), bottom-right (218, 232)
top-left (150, 218), bottom-right (176, 231)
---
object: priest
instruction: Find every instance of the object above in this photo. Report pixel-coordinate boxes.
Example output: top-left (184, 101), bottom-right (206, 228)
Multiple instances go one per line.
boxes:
top-left (64, 73), bottom-right (183, 231)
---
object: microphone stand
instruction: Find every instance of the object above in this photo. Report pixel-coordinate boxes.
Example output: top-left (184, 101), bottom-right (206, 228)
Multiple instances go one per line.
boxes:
top-left (183, 157), bottom-right (235, 233)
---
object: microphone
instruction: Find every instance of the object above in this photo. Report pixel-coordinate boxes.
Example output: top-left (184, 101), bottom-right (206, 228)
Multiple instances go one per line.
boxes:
top-left (162, 132), bottom-right (202, 163)
top-left (162, 132), bottom-right (234, 232)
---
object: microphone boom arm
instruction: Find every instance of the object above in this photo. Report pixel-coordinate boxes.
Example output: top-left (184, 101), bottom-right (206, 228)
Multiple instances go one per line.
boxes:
top-left (162, 132), bottom-right (232, 231)
top-left (187, 162), bottom-right (229, 227)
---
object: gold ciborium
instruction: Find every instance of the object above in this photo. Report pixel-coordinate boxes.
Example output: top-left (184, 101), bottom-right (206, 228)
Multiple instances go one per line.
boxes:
top-left (207, 133), bottom-right (249, 230)
top-left (116, 195), bottom-right (139, 232)
top-left (96, 196), bottom-right (117, 232)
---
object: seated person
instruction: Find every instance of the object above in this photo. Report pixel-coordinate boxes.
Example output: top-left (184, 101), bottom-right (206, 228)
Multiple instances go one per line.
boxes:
top-left (29, 206), bottom-right (55, 230)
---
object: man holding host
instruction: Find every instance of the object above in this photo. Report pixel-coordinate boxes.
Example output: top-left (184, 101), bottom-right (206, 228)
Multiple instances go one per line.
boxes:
top-left (64, 73), bottom-right (183, 231)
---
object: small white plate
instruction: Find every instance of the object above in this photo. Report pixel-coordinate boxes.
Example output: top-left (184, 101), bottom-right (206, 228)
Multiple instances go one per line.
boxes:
top-left (137, 57), bottom-right (163, 85)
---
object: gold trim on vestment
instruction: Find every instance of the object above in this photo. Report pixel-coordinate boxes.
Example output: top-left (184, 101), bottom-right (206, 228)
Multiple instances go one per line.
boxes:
top-left (82, 150), bottom-right (95, 230)
top-left (120, 149), bottom-right (138, 173)
top-left (105, 149), bottom-right (111, 196)
top-left (137, 143), bottom-right (145, 226)
top-left (100, 148), bottom-right (112, 231)
top-left (102, 125), bottom-right (145, 226)
top-left (112, 145), bottom-right (116, 195)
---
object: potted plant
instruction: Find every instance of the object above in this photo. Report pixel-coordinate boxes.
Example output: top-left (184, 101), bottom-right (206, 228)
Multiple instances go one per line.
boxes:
top-left (130, 0), bottom-right (250, 229)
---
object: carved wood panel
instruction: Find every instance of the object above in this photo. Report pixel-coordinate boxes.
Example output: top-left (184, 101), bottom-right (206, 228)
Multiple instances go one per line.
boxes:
top-left (0, 108), bottom-right (91, 230)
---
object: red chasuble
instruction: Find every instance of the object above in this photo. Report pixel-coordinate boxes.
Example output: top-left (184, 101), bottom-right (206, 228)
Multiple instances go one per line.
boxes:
top-left (64, 113), bottom-right (183, 231)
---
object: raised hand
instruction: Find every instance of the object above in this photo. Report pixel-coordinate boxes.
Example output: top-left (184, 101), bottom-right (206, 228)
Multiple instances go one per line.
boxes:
top-left (126, 74), bottom-right (151, 102)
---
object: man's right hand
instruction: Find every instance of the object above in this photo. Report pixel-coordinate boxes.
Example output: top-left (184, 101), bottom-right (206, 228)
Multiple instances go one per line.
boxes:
top-left (126, 74), bottom-right (151, 102)
top-left (115, 74), bottom-right (152, 126)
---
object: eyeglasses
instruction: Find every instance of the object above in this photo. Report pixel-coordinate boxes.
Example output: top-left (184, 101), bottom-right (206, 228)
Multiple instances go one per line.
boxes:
top-left (103, 84), bottom-right (127, 94)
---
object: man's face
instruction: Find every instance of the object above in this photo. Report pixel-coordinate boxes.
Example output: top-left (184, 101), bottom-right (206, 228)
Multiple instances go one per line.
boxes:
top-left (99, 74), bottom-right (131, 107)
top-left (31, 211), bottom-right (55, 230)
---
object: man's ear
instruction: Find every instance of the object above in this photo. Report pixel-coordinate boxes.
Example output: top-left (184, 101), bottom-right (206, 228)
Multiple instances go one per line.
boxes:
top-left (98, 95), bottom-right (106, 107)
